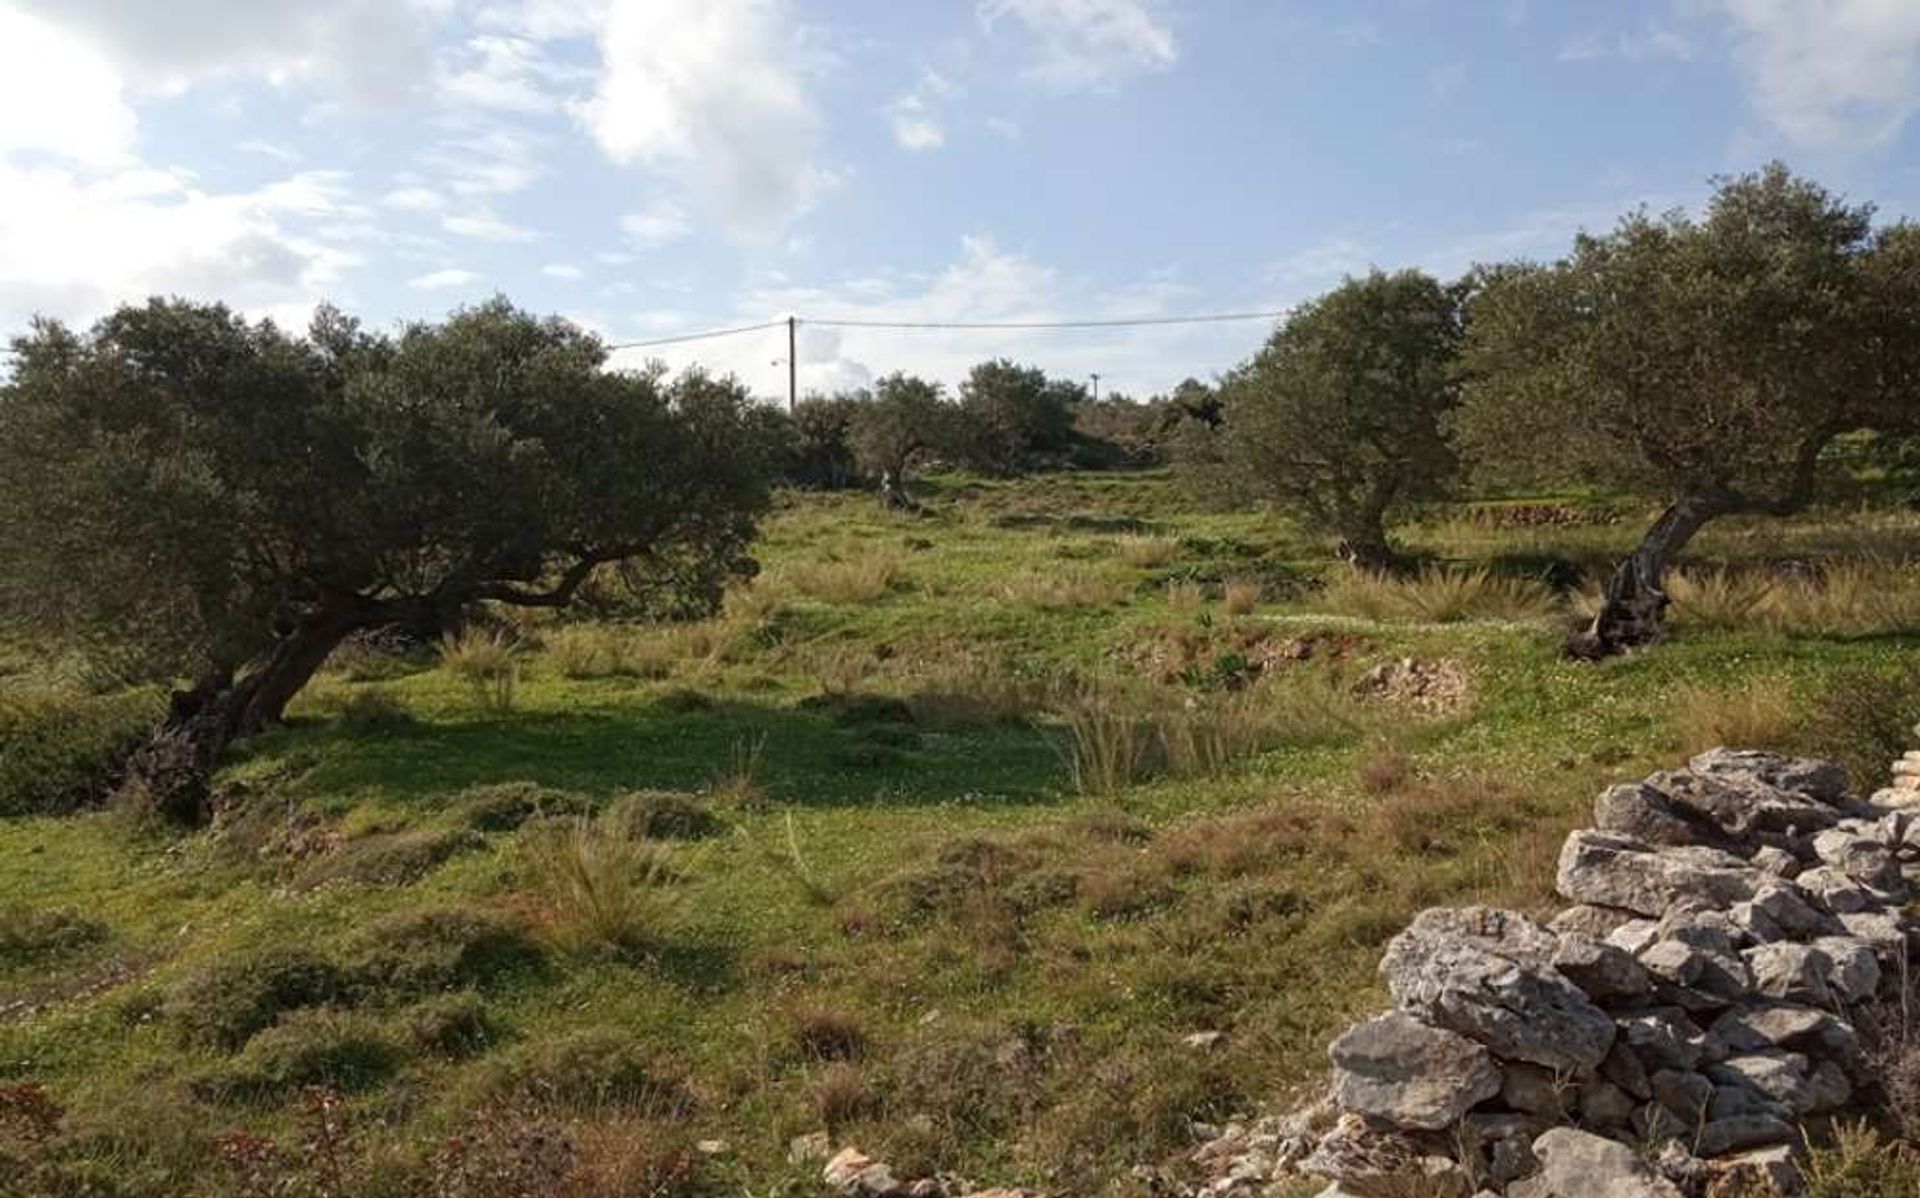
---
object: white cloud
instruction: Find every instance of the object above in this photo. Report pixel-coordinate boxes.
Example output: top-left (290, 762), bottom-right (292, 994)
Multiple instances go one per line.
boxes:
top-left (437, 34), bottom-right (577, 113)
top-left (409, 268), bottom-right (483, 289)
top-left (978, 0), bottom-right (1177, 91)
top-left (573, 0), bottom-right (829, 238)
top-left (0, 163), bottom-right (360, 333)
top-left (889, 94), bottom-right (946, 151)
top-left (442, 210), bottom-right (540, 241)
top-left (1557, 26), bottom-right (1694, 64)
top-left (424, 128), bottom-right (545, 197)
top-left (612, 235), bottom-right (1263, 400)
top-left (15, 0), bottom-right (445, 105)
top-left (382, 186), bottom-right (446, 212)
top-left (620, 199), bottom-right (692, 247)
top-left (542, 263), bottom-right (585, 279)
top-left (0, 9), bottom-right (136, 166)
top-left (1711, 0), bottom-right (1920, 148)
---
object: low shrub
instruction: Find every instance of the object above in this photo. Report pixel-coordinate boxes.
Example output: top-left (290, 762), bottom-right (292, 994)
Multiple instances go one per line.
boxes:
top-left (295, 827), bottom-right (486, 889)
top-left (332, 687), bottom-right (416, 734)
top-left (212, 1008), bottom-right (404, 1096)
top-left (521, 816), bottom-right (686, 957)
top-left (1804, 1122), bottom-right (1920, 1198)
top-left (793, 1007), bottom-right (867, 1062)
top-left (481, 1028), bottom-right (682, 1114)
top-left (0, 688), bottom-right (159, 817)
top-left (602, 790), bottom-right (726, 840)
top-left (0, 907), bottom-right (108, 966)
top-left (344, 906), bottom-right (544, 998)
top-left (403, 992), bottom-right (498, 1058)
top-left (809, 1063), bottom-right (877, 1131)
top-left (1801, 662), bottom-right (1920, 792)
top-left (165, 947), bottom-right (346, 1049)
top-left (456, 780), bottom-right (596, 832)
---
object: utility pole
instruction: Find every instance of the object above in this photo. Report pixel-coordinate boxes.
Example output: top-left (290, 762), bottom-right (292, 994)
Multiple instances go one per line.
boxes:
top-left (1090, 372), bottom-right (1101, 403)
top-left (787, 316), bottom-right (798, 414)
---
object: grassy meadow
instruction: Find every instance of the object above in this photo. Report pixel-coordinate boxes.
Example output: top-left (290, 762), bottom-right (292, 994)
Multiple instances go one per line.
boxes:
top-left (5, 469), bottom-right (1920, 1195)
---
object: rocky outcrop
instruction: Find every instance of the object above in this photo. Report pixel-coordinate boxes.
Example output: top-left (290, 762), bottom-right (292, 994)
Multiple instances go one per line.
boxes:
top-left (1187, 746), bottom-right (1920, 1198)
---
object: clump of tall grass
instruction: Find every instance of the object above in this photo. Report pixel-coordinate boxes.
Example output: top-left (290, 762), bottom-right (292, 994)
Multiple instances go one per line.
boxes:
top-left (707, 734), bottom-right (769, 810)
top-left (1668, 675), bottom-right (1802, 755)
top-left (901, 658), bottom-right (1046, 729)
top-left (999, 570), bottom-right (1129, 609)
top-left (1665, 560), bottom-right (1920, 637)
top-left (440, 628), bottom-right (522, 711)
top-left (784, 552), bottom-right (906, 604)
top-left (1053, 673), bottom-right (1374, 795)
top-left (1221, 580), bottom-right (1262, 616)
top-left (520, 815), bottom-right (685, 957)
top-left (543, 624), bottom-right (672, 680)
top-left (1318, 565), bottom-right (1559, 623)
top-left (1166, 580), bottom-right (1206, 612)
top-left (1116, 534), bottom-right (1180, 569)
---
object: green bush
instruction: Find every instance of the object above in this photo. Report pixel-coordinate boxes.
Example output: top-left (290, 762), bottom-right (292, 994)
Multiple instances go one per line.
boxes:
top-left (212, 1007), bottom-right (404, 1095)
top-left (402, 992), bottom-right (497, 1058)
top-left (0, 907), bottom-right (109, 965)
top-left (602, 789), bottom-right (725, 840)
top-left (0, 689), bottom-right (159, 816)
top-left (479, 1028), bottom-right (680, 1113)
top-left (456, 781), bottom-right (595, 832)
top-left (164, 947), bottom-right (345, 1049)
top-left (294, 827), bottom-right (485, 889)
top-left (1801, 662), bottom-right (1920, 793)
top-left (344, 906), bottom-right (543, 998)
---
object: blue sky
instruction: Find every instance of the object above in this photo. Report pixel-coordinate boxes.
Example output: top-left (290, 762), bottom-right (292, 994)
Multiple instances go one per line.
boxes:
top-left (2, 0), bottom-right (1917, 399)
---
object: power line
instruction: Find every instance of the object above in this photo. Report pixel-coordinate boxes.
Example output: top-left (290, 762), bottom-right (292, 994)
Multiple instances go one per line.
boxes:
top-left (605, 319), bottom-right (786, 351)
top-left (806, 309), bottom-right (1290, 331)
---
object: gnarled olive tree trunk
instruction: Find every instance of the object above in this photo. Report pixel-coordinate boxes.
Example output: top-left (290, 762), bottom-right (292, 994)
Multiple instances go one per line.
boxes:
top-left (123, 606), bottom-right (370, 823)
top-left (1567, 495), bottom-right (1723, 660)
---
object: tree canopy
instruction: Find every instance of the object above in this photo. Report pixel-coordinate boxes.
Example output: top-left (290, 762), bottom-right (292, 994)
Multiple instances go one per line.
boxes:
top-left (1187, 269), bottom-right (1463, 569)
top-left (0, 297), bottom-right (779, 818)
top-left (847, 372), bottom-right (949, 507)
top-left (955, 358), bottom-right (1083, 473)
top-left (1458, 163), bottom-right (1917, 654)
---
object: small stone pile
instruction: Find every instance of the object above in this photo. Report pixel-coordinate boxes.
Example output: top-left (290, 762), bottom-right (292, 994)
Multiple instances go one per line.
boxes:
top-left (1188, 747), bottom-right (1920, 1198)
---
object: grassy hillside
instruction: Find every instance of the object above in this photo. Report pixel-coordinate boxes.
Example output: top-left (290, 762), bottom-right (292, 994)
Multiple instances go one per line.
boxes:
top-left (4, 471), bottom-right (1919, 1196)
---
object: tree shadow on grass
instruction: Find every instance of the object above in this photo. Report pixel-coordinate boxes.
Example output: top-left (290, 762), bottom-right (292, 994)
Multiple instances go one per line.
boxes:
top-left (238, 693), bottom-right (1068, 811)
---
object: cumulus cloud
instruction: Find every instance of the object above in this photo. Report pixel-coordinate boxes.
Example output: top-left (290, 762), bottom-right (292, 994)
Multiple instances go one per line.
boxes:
top-left (620, 199), bottom-right (692, 247)
top-left (889, 94), bottom-right (946, 151)
top-left (409, 268), bottom-right (483, 289)
top-left (572, 0), bottom-right (830, 238)
top-left (14, 0), bottom-right (444, 105)
top-left (0, 164), bottom-right (361, 333)
top-left (1710, 0), bottom-right (1920, 148)
top-left (978, 0), bottom-right (1177, 91)
top-left (542, 263), bottom-right (586, 279)
top-left (0, 9), bottom-right (136, 166)
top-left (442, 209), bottom-right (541, 241)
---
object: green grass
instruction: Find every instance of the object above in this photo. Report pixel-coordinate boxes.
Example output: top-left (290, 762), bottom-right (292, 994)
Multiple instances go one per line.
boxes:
top-left (4, 471), bottom-right (1920, 1195)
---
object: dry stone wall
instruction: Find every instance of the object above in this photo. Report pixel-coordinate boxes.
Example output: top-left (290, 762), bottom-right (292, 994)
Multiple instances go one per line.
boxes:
top-left (1188, 747), bottom-right (1920, 1198)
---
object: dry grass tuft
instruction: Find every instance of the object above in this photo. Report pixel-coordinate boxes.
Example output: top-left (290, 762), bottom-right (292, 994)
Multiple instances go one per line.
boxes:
top-left (706, 734), bottom-right (769, 811)
top-left (543, 625), bottom-right (674, 681)
top-left (901, 658), bottom-right (1045, 729)
top-left (441, 627), bottom-right (522, 710)
top-left (1319, 566), bottom-right (1558, 623)
top-left (1221, 580), bottom-right (1263, 616)
top-left (1116, 534), bottom-right (1180, 569)
top-left (785, 552), bottom-right (907, 604)
top-left (1166, 580), bottom-right (1206, 612)
top-left (999, 570), bottom-right (1130, 609)
top-left (1669, 675), bottom-right (1803, 756)
top-left (520, 816), bottom-right (685, 958)
top-left (1666, 559), bottom-right (1920, 637)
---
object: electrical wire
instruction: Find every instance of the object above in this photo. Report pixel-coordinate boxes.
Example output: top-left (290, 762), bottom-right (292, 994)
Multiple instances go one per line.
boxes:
top-left (605, 319), bottom-right (786, 351)
top-left (805, 310), bottom-right (1290, 331)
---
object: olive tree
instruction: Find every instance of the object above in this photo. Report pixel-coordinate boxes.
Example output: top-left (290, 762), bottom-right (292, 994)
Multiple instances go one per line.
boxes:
top-left (847, 372), bottom-right (950, 508)
top-left (1187, 269), bottom-right (1463, 570)
top-left (956, 358), bottom-right (1082, 473)
top-left (0, 298), bottom-right (779, 819)
top-left (1457, 165), bottom-right (1914, 657)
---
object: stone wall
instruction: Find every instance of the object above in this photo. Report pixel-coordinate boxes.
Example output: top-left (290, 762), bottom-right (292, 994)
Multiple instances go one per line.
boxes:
top-left (1188, 747), bottom-right (1920, 1198)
